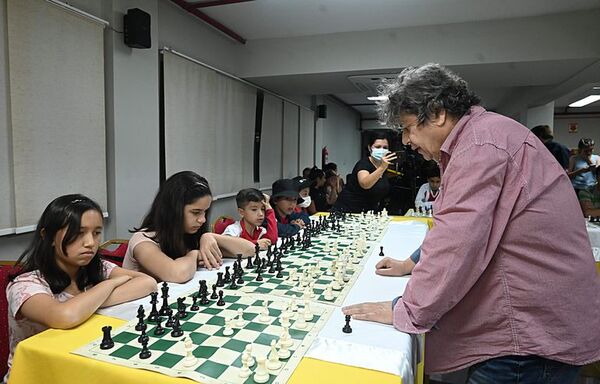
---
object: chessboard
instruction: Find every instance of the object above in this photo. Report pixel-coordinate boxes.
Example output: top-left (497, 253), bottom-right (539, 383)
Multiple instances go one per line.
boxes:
top-left (74, 290), bottom-right (333, 384)
top-left (74, 211), bottom-right (391, 383)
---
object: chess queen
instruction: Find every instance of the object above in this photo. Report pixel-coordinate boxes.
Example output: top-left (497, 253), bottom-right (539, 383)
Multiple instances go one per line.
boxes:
top-left (5, 194), bottom-right (157, 382)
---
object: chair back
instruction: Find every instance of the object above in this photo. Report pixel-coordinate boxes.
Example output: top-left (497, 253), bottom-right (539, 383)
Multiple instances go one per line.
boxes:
top-left (212, 216), bottom-right (236, 235)
top-left (98, 239), bottom-right (129, 267)
top-left (0, 265), bottom-right (17, 378)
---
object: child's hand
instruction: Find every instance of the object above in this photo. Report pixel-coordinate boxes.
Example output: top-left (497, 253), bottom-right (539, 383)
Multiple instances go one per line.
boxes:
top-left (199, 233), bottom-right (223, 270)
top-left (257, 238), bottom-right (271, 250)
top-left (262, 193), bottom-right (272, 210)
top-left (291, 219), bottom-right (305, 228)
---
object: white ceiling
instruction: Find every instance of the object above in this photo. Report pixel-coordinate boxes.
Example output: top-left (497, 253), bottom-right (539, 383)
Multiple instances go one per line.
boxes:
top-left (178, 0), bottom-right (600, 119)
top-left (197, 0), bottom-right (600, 40)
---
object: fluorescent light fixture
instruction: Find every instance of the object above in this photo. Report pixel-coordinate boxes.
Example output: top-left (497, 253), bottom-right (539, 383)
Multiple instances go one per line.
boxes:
top-left (569, 95), bottom-right (600, 108)
top-left (367, 95), bottom-right (388, 101)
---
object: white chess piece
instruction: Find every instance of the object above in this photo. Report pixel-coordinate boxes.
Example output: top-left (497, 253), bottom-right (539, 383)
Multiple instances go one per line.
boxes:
top-left (239, 352), bottom-right (251, 378)
top-left (253, 355), bottom-right (270, 384)
top-left (295, 308), bottom-right (307, 329)
top-left (309, 282), bottom-right (316, 298)
top-left (244, 344), bottom-right (255, 367)
top-left (323, 284), bottom-right (334, 301)
top-left (280, 310), bottom-right (291, 328)
top-left (303, 301), bottom-right (314, 322)
top-left (277, 338), bottom-right (291, 360)
top-left (303, 286), bottom-right (311, 301)
top-left (259, 301), bottom-right (270, 323)
top-left (236, 308), bottom-right (245, 327)
top-left (332, 273), bottom-right (342, 291)
top-left (266, 340), bottom-right (282, 370)
top-left (279, 325), bottom-right (294, 348)
top-left (290, 297), bottom-right (298, 312)
top-left (288, 269), bottom-right (297, 281)
top-left (222, 317), bottom-right (234, 336)
top-left (182, 337), bottom-right (197, 368)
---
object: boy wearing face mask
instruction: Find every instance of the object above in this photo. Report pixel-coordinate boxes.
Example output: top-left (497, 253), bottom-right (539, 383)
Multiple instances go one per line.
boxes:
top-left (333, 132), bottom-right (397, 213)
top-left (293, 176), bottom-right (317, 217)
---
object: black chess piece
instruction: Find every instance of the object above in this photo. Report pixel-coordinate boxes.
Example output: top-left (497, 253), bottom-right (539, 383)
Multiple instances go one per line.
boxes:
top-left (147, 292), bottom-right (160, 322)
top-left (159, 282), bottom-right (171, 316)
top-left (153, 317), bottom-right (166, 336)
top-left (135, 305), bottom-right (145, 331)
top-left (210, 284), bottom-right (218, 300)
top-left (224, 266), bottom-right (231, 283)
top-left (229, 271), bottom-right (238, 289)
top-left (379, 246), bottom-right (385, 257)
top-left (236, 269), bottom-right (244, 284)
top-left (198, 280), bottom-right (208, 296)
top-left (254, 247), bottom-right (261, 266)
top-left (216, 272), bottom-right (224, 287)
top-left (246, 252), bottom-right (254, 268)
top-left (177, 297), bottom-right (187, 319)
top-left (199, 289), bottom-right (210, 305)
top-left (343, 315), bottom-right (352, 334)
top-left (256, 267), bottom-right (263, 282)
top-left (190, 294), bottom-right (199, 311)
top-left (171, 313), bottom-right (183, 337)
top-left (100, 325), bottom-right (114, 350)
top-left (216, 290), bottom-right (226, 306)
top-left (138, 323), bottom-right (149, 344)
top-left (139, 338), bottom-right (152, 359)
top-left (268, 260), bottom-right (276, 274)
top-left (237, 253), bottom-right (243, 266)
top-left (165, 311), bottom-right (175, 327)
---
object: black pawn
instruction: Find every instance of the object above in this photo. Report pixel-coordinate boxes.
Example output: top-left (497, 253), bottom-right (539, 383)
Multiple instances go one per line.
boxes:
top-left (224, 266), bottom-right (231, 283)
top-left (100, 325), bottom-right (114, 350)
top-left (343, 315), bottom-right (352, 334)
top-left (246, 253), bottom-right (254, 269)
top-left (210, 284), bottom-right (218, 299)
top-left (236, 270), bottom-right (244, 284)
top-left (379, 246), bottom-right (385, 256)
top-left (139, 338), bottom-right (152, 359)
top-left (135, 305), bottom-right (145, 331)
top-left (199, 289), bottom-right (210, 305)
top-left (216, 290), bottom-right (226, 306)
top-left (191, 294), bottom-right (199, 311)
top-left (256, 267), bottom-right (263, 282)
top-left (153, 317), bottom-right (165, 336)
top-left (216, 272), bottom-right (224, 287)
top-left (171, 313), bottom-right (183, 337)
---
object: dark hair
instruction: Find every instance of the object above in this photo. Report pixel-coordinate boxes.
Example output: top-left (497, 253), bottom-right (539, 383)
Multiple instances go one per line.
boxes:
top-left (531, 125), bottom-right (553, 140)
top-left (10, 194), bottom-right (105, 294)
top-left (426, 166), bottom-right (441, 179)
top-left (378, 63), bottom-right (480, 128)
top-left (325, 169), bottom-right (338, 179)
top-left (308, 166), bottom-right (325, 181)
top-left (323, 163), bottom-right (338, 172)
top-left (235, 188), bottom-right (263, 209)
top-left (367, 131), bottom-right (390, 147)
top-left (134, 171), bottom-right (211, 259)
top-left (302, 167), bottom-right (311, 178)
top-left (578, 138), bottom-right (595, 150)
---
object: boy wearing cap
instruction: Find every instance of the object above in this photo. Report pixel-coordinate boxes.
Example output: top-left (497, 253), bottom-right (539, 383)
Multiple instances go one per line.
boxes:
top-left (222, 188), bottom-right (278, 250)
top-left (271, 178), bottom-right (306, 237)
top-left (293, 176), bottom-right (316, 217)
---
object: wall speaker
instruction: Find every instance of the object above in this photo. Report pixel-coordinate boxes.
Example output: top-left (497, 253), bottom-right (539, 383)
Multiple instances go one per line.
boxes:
top-left (317, 104), bottom-right (327, 119)
top-left (124, 8), bottom-right (151, 49)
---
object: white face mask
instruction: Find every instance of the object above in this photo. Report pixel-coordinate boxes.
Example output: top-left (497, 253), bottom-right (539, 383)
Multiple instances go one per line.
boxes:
top-left (371, 147), bottom-right (389, 160)
top-left (298, 195), bottom-right (311, 208)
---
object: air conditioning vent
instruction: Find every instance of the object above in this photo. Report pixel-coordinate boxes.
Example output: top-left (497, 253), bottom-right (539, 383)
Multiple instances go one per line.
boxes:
top-left (347, 73), bottom-right (399, 95)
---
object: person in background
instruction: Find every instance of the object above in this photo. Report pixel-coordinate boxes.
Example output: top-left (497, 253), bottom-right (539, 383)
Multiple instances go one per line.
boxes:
top-left (123, 171), bottom-right (255, 283)
top-left (5, 194), bottom-right (157, 382)
top-left (323, 162), bottom-right (345, 190)
top-left (578, 170), bottom-right (600, 218)
top-left (222, 188), bottom-right (278, 250)
top-left (343, 63), bottom-right (600, 384)
top-left (414, 165), bottom-right (441, 212)
top-left (530, 125), bottom-right (570, 170)
top-left (270, 178), bottom-right (306, 237)
top-left (568, 138), bottom-right (600, 194)
top-left (333, 132), bottom-right (397, 213)
top-left (325, 169), bottom-right (341, 207)
top-left (309, 167), bottom-right (329, 212)
top-left (293, 176), bottom-right (316, 217)
top-left (302, 167), bottom-right (311, 179)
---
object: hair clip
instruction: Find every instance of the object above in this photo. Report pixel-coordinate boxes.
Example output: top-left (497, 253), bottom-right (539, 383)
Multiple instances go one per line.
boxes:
top-left (70, 198), bottom-right (84, 204)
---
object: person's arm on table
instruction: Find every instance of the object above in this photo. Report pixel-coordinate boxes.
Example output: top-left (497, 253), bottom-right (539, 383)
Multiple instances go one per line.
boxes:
top-left (344, 147), bottom-right (508, 333)
top-left (375, 247), bottom-right (420, 277)
top-left (134, 242), bottom-right (201, 282)
top-left (205, 232), bottom-right (255, 258)
top-left (101, 267), bottom-right (157, 307)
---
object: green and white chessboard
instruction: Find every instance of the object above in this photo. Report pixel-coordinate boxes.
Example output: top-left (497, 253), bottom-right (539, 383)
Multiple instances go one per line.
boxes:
top-left (74, 291), bottom-right (333, 384)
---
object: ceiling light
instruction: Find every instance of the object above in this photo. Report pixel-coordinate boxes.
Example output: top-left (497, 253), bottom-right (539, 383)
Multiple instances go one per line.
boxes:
top-left (569, 95), bottom-right (600, 108)
top-left (367, 95), bottom-right (388, 101)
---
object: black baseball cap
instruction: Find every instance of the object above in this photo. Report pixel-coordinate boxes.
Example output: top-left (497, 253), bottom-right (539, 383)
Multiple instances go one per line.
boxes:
top-left (292, 176), bottom-right (312, 191)
top-left (272, 179), bottom-right (300, 199)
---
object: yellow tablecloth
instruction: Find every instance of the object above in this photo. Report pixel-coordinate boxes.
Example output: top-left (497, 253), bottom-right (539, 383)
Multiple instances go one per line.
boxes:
top-left (8, 313), bottom-right (405, 384)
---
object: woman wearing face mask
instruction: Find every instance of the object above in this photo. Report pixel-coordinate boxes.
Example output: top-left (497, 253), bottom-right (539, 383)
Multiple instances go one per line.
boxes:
top-left (333, 132), bottom-right (397, 213)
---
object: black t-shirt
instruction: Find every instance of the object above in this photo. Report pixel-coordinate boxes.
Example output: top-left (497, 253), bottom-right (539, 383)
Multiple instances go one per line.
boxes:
top-left (334, 157), bottom-right (390, 213)
top-left (310, 186), bottom-right (328, 212)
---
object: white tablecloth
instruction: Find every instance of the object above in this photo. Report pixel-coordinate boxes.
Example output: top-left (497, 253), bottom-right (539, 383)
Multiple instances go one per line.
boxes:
top-left (99, 220), bottom-right (430, 383)
top-left (585, 221), bottom-right (600, 261)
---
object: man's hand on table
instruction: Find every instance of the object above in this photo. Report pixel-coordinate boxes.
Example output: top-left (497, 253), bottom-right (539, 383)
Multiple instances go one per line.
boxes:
top-left (375, 257), bottom-right (415, 277)
top-left (342, 301), bottom-right (394, 325)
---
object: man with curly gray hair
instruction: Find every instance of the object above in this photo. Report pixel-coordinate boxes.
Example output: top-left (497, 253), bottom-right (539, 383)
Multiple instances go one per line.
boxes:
top-left (344, 64), bottom-right (600, 383)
